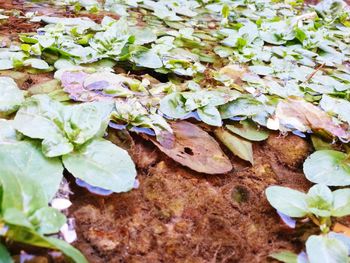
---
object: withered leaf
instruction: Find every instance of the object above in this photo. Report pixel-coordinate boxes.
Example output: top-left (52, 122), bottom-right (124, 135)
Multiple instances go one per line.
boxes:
top-left (276, 98), bottom-right (349, 140)
top-left (145, 121), bottom-right (232, 174)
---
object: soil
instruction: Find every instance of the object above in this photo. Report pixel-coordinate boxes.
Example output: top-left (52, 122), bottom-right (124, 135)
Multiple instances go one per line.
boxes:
top-left (68, 132), bottom-right (313, 263)
top-left (1, 1), bottom-right (348, 263)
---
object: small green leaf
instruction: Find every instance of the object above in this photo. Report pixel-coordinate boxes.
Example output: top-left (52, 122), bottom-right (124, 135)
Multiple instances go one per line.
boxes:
top-left (63, 138), bottom-right (137, 193)
top-left (332, 189), bottom-right (350, 217)
top-left (159, 92), bottom-right (190, 119)
top-left (23, 59), bottom-right (50, 70)
top-left (265, 186), bottom-right (308, 217)
top-left (306, 184), bottom-right (333, 218)
top-left (226, 120), bottom-right (269, 141)
top-left (5, 226), bottom-right (87, 263)
top-left (197, 106), bottom-right (222, 126)
top-left (306, 235), bottom-right (348, 263)
top-left (269, 250), bottom-right (298, 263)
top-left (0, 243), bottom-right (12, 263)
top-left (0, 77), bottom-right (24, 115)
top-left (0, 140), bottom-right (63, 211)
top-left (29, 207), bottom-right (66, 235)
top-left (215, 128), bottom-right (254, 164)
top-left (303, 150), bottom-right (350, 186)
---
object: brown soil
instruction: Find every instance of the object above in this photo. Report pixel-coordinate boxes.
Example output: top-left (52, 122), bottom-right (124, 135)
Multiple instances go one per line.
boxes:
top-left (69, 132), bottom-right (313, 263)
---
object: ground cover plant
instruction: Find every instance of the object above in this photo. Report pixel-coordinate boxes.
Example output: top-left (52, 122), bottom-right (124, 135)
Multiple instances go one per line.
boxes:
top-left (1, 0), bottom-right (350, 262)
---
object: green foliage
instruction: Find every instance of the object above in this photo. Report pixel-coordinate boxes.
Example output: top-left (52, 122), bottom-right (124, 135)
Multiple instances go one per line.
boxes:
top-left (62, 139), bottom-right (137, 193)
top-left (0, 77), bottom-right (24, 115)
top-left (303, 150), bottom-right (350, 186)
top-left (266, 184), bottom-right (350, 219)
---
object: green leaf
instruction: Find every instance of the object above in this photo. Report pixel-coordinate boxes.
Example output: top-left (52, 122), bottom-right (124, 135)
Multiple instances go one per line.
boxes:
top-left (29, 207), bottom-right (66, 235)
top-left (226, 120), bottom-right (269, 141)
top-left (13, 94), bottom-right (66, 141)
top-left (63, 101), bottom-right (113, 145)
top-left (132, 48), bottom-right (162, 69)
top-left (0, 243), bottom-right (12, 263)
top-left (0, 120), bottom-right (17, 142)
top-left (14, 95), bottom-right (113, 157)
top-left (306, 184), bottom-right (333, 218)
top-left (0, 59), bottom-right (13, 70)
top-left (0, 140), bottom-right (63, 211)
top-left (269, 250), bottom-right (298, 263)
top-left (5, 226), bottom-right (87, 263)
top-left (306, 235), bottom-right (348, 263)
top-left (159, 92), bottom-right (190, 119)
top-left (45, 237), bottom-right (88, 263)
top-left (332, 189), bottom-right (350, 217)
top-left (265, 186), bottom-right (308, 217)
top-left (197, 106), bottom-right (222, 126)
top-left (219, 97), bottom-right (263, 119)
top-left (303, 150), bottom-right (350, 186)
top-left (23, 59), bottom-right (50, 70)
top-left (215, 128), bottom-right (254, 164)
top-left (3, 208), bottom-right (33, 229)
top-left (13, 95), bottom-right (72, 157)
top-left (0, 77), bottom-right (24, 115)
top-left (63, 138), bottom-right (137, 193)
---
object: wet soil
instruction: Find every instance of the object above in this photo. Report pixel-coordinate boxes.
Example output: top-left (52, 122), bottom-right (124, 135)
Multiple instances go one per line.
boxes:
top-left (69, 132), bottom-right (313, 263)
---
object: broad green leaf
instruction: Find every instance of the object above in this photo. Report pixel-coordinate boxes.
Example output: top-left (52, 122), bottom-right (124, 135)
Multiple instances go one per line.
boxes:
top-left (306, 235), bottom-right (348, 263)
top-left (328, 232), bottom-right (350, 255)
top-left (132, 49), bottom-right (162, 69)
top-left (265, 186), bottom-right (308, 217)
top-left (249, 65), bottom-right (273, 76)
top-left (3, 208), bottom-right (33, 229)
top-left (46, 237), bottom-right (88, 263)
top-left (5, 226), bottom-right (87, 263)
top-left (0, 243), bottom-right (12, 263)
top-left (13, 95), bottom-right (65, 140)
top-left (320, 95), bottom-right (350, 125)
top-left (306, 184), bottom-right (333, 217)
top-left (29, 207), bottom-right (66, 235)
top-left (219, 97), bottom-right (263, 119)
top-left (226, 120), bottom-right (269, 141)
top-left (332, 189), bottom-right (350, 217)
top-left (0, 120), bottom-right (17, 142)
top-left (269, 250), bottom-right (298, 263)
top-left (14, 95), bottom-right (113, 157)
top-left (159, 92), bottom-right (190, 119)
top-left (63, 138), bottom-right (137, 193)
top-left (0, 140), bottom-right (63, 210)
top-left (197, 106), bottom-right (222, 126)
top-left (303, 150), bottom-right (350, 186)
top-left (215, 128), bottom-right (253, 164)
top-left (63, 101), bottom-right (113, 144)
top-left (0, 59), bottom-right (13, 70)
top-left (13, 95), bottom-right (72, 157)
top-left (0, 77), bottom-right (24, 115)
top-left (23, 58), bottom-right (50, 70)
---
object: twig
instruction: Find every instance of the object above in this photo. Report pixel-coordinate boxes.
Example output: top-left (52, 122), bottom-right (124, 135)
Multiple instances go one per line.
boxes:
top-left (303, 63), bottom-right (325, 84)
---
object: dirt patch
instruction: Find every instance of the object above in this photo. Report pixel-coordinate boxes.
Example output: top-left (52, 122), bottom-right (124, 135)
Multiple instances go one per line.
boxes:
top-left (69, 132), bottom-right (312, 262)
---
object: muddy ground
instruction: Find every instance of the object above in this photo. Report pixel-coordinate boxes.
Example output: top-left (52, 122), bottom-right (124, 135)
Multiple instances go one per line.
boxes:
top-left (1, 1), bottom-right (349, 262)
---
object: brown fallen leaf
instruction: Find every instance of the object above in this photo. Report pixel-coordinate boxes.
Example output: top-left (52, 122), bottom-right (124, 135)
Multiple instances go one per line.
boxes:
top-left (144, 121), bottom-right (232, 174)
top-left (275, 97), bottom-right (349, 140)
